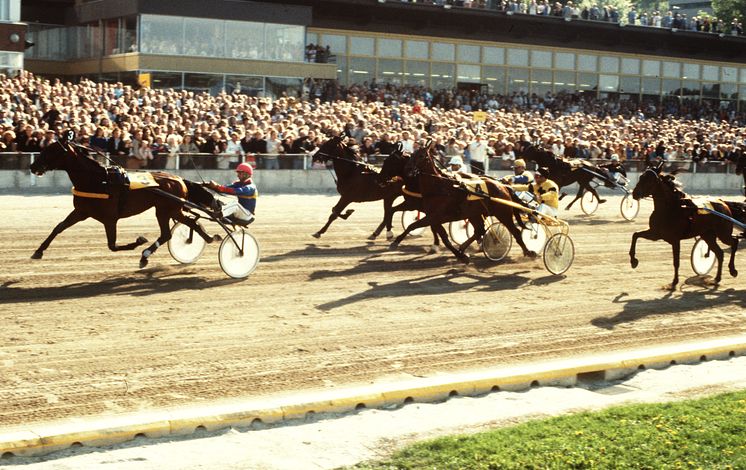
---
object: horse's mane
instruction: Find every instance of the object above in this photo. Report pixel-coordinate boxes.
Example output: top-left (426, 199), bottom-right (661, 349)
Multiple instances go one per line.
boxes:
top-left (659, 171), bottom-right (688, 199)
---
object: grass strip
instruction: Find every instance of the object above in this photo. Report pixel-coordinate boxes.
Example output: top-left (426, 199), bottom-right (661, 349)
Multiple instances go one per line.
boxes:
top-left (352, 390), bottom-right (746, 469)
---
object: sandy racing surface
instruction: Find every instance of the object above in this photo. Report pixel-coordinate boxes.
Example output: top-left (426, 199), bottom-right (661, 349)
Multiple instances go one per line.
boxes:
top-left (1, 193), bottom-right (745, 430)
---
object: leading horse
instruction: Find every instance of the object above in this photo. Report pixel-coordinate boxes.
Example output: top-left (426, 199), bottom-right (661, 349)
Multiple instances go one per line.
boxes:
top-left (311, 136), bottom-right (403, 240)
top-left (29, 134), bottom-right (220, 268)
top-left (629, 163), bottom-right (746, 288)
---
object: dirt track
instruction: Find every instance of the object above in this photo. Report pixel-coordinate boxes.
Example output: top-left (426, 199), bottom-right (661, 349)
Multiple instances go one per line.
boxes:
top-left (1, 194), bottom-right (745, 430)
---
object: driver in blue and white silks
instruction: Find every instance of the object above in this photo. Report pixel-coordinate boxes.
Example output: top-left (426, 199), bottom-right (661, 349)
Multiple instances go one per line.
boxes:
top-left (499, 158), bottom-right (535, 204)
top-left (206, 162), bottom-right (257, 224)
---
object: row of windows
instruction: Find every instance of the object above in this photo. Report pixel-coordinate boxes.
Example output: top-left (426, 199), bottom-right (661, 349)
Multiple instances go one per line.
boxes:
top-left (140, 71), bottom-right (303, 99)
top-left (309, 32), bottom-right (746, 83)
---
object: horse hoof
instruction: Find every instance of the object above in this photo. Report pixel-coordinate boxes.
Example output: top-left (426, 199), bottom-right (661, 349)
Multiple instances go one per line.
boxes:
top-left (367, 233), bottom-right (377, 241)
top-left (598, 199), bottom-right (607, 204)
top-left (139, 258), bottom-right (149, 269)
top-left (312, 232), bottom-right (321, 239)
top-left (459, 255), bottom-right (471, 265)
top-left (389, 242), bottom-right (399, 250)
top-left (428, 245), bottom-right (440, 254)
top-left (211, 234), bottom-right (222, 243)
top-left (630, 258), bottom-right (639, 269)
top-left (730, 267), bottom-right (738, 277)
top-left (136, 236), bottom-right (148, 245)
top-left (30, 251), bottom-right (43, 260)
top-left (386, 230), bottom-right (394, 240)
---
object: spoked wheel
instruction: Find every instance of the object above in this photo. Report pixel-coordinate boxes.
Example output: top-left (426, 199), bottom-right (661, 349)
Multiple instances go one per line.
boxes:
top-left (620, 194), bottom-right (640, 221)
top-left (168, 222), bottom-right (207, 264)
top-left (521, 222), bottom-right (548, 254)
top-left (218, 229), bottom-right (260, 279)
top-left (449, 219), bottom-right (474, 246)
top-left (690, 237), bottom-right (716, 276)
top-left (401, 210), bottom-right (426, 237)
top-left (580, 191), bottom-right (599, 215)
top-left (543, 232), bottom-right (575, 275)
top-left (482, 222), bottom-right (512, 261)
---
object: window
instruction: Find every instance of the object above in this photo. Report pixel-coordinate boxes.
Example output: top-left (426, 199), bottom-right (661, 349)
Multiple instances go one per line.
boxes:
top-left (184, 18), bottom-right (224, 57)
top-left (662, 61), bottom-right (680, 78)
top-left (265, 77), bottom-right (302, 99)
top-left (150, 71), bottom-right (182, 89)
top-left (662, 79), bottom-right (681, 96)
top-left (577, 73), bottom-right (598, 93)
top-left (265, 24), bottom-right (303, 61)
top-left (620, 76), bottom-right (641, 94)
top-left (405, 40), bottom-right (428, 59)
top-left (555, 52), bottom-right (575, 70)
top-left (457, 64), bottom-right (480, 82)
top-left (350, 37), bottom-right (374, 56)
top-left (599, 74), bottom-right (619, 92)
top-left (741, 68), bottom-right (746, 84)
top-left (701, 82), bottom-right (719, 98)
top-left (721, 67), bottom-right (737, 82)
top-left (377, 38), bottom-right (402, 58)
top-left (322, 34), bottom-right (347, 55)
top-left (377, 59), bottom-right (403, 83)
top-left (681, 80), bottom-right (700, 98)
top-left (702, 65), bottom-right (719, 81)
top-left (682, 63), bottom-right (700, 80)
top-left (621, 58), bottom-right (640, 75)
top-left (225, 75), bottom-right (263, 96)
top-left (508, 67), bottom-right (529, 93)
top-left (642, 60), bottom-right (660, 77)
top-left (432, 42), bottom-right (455, 61)
top-left (600, 57), bottom-right (619, 74)
top-left (482, 66), bottom-right (506, 94)
top-left (530, 50), bottom-right (552, 68)
top-left (720, 83), bottom-right (737, 100)
top-left (641, 77), bottom-right (660, 96)
top-left (483, 46), bottom-right (504, 65)
top-left (184, 73), bottom-right (223, 94)
top-left (577, 54), bottom-right (597, 72)
top-left (227, 21), bottom-right (262, 59)
top-left (405, 60), bottom-right (429, 85)
top-left (554, 71), bottom-right (576, 93)
top-left (141, 15), bottom-right (184, 55)
top-left (348, 57), bottom-right (375, 83)
top-left (507, 48), bottom-right (528, 67)
top-left (335, 56), bottom-right (347, 85)
top-left (531, 69), bottom-right (552, 94)
top-left (457, 44), bottom-right (480, 63)
top-left (431, 62), bottom-right (455, 89)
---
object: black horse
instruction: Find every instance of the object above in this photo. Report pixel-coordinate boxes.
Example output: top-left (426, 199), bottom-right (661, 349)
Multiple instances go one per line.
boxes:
top-left (515, 142), bottom-right (611, 211)
top-left (736, 152), bottom-right (746, 200)
top-left (29, 133), bottom-right (220, 268)
top-left (629, 163), bottom-right (746, 289)
top-left (311, 136), bottom-right (403, 240)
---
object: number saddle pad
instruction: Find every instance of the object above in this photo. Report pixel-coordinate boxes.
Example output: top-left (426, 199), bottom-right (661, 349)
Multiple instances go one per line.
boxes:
top-left (126, 171), bottom-right (160, 190)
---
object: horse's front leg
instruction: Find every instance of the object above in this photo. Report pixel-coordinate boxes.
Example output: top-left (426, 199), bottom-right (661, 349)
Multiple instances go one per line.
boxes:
top-left (140, 211), bottom-right (173, 268)
top-left (586, 184), bottom-right (606, 205)
top-left (104, 220), bottom-right (149, 252)
top-left (390, 215), bottom-right (431, 249)
top-left (313, 197), bottom-right (353, 239)
top-left (669, 239), bottom-right (681, 289)
top-left (435, 224), bottom-right (469, 264)
top-left (629, 229), bottom-right (660, 269)
top-left (31, 209), bottom-right (88, 259)
top-left (458, 217), bottom-right (485, 253)
top-left (369, 196), bottom-right (397, 241)
top-left (564, 187), bottom-right (584, 210)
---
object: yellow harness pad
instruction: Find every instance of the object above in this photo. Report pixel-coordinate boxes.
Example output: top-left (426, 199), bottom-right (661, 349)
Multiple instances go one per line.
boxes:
top-left (459, 178), bottom-right (489, 201)
top-left (693, 198), bottom-right (720, 215)
top-left (127, 171), bottom-right (159, 190)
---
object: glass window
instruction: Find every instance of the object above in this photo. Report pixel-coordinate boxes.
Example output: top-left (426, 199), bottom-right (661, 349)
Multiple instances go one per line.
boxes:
top-left (225, 75), bottom-right (263, 96)
top-left (405, 40), bottom-right (428, 59)
top-left (457, 44), bottom-right (480, 63)
top-left (720, 83), bottom-right (737, 100)
top-left (642, 60), bottom-right (660, 77)
top-left (507, 48), bottom-right (528, 67)
top-left (141, 15), bottom-right (184, 55)
top-left (682, 63), bottom-right (700, 80)
top-left (702, 65), bottom-right (718, 81)
top-left (508, 67), bottom-right (529, 93)
top-left (482, 66), bottom-right (505, 94)
top-left (348, 57), bottom-right (375, 83)
top-left (377, 38), bottom-right (402, 58)
top-left (335, 56), bottom-right (347, 85)
top-left (377, 58), bottom-right (403, 83)
top-left (740, 86), bottom-right (746, 105)
top-left (183, 18), bottom-right (224, 57)
top-left (599, 74), bottom-right (619, 92)
top-left (265, 77), bottom-right (302, 99)
top-left (577, 54), bottom-right (597, 72)
top-left (620, 76), bottom-right (640, 94)
top-left (701, 82), bottom-right (719, 98)
top-left (405, 60), bottom-right (429, 85)
top-left (554, 71), bottom-right (576, 93)
top-left (184, 73), bottom-right (223, 95)
top-left (431, 62), bottom-right (455, 89)
top-left (555, 52), bottom-right (575, 70)
top-left (531, 69), bottom-right (552, 95)
top-left (600, 56), bottom-right (619, 74)
top-left (662, 79), bottom-right (681, 96)
top-left (641, 77), bottom-right (660, 96)
top-left (721, 66), bottom-right (737, 82)
top-left (457, 64), bottom-right (480, 82)
top-left (621, 58), bottom-right (640, 75)
top-left (149, 71), bottom-right (182, 89)
top-left (226, 21), bottom-right (261, 59)
top-left (432, 42), bottom-right (455, 61)
top-left (483, 46), bottom-right (504, 65)
top-left (321, 34), bottom-right (346, 55)
top-left (741, 68), bottom-right (746, 84)
top-left (306, 32), bottom-right (317, 47)
top-left (530, 50), bottom-right (552, 68)
top-left (662, 61), bottom-right (680, 78)
top-left (577, 73), bottom-right (598, 93)
top-left (681, 80), bottom-right (700, 98)
top-left (265, 24), bottom-right (303, 62)
top-left (350, 36), bottom-right (374, 56)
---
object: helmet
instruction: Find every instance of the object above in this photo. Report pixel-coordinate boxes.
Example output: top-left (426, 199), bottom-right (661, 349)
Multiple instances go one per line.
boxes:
top-left (535, 167), bottom-right (551, 179)
top-left (236, 163), bottom-right (253, 175)
top-left (513, 159), bottom-right (526, 168)
top-left (610, 154), bottom-right (619, 161)
top-left (448, 156), bottom-right (463, 166)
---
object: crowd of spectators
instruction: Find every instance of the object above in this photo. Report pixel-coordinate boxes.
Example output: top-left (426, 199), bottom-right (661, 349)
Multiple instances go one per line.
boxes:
top-left (0, 71), bottom-right (743, 173)
top-left (395, 0), bottom-right (745, 37)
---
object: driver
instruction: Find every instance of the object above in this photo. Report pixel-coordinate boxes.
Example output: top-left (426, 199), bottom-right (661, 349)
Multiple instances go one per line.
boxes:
top-left (599, 154), bottom-right (627, 188)
top-left (513, 167), bottom-right (559, 217)
top-left (206, 162), bottom-right (257, 225)
top-left (500, 158), bottom-right (534, 204)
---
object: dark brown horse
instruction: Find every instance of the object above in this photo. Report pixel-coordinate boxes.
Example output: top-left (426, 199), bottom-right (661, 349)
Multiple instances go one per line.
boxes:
top-left (311, 136), bottom-right (403, 240)
top-left (515, 142), bottom-right (611, 210)
top-left (29, 135), bottom-right (219, 268)
top-left (389, 142), bottom-right (535, 263)
top-left (629, 163), bottom-right (746, 288)
top-left (736, 152), bottom-right (746, 200)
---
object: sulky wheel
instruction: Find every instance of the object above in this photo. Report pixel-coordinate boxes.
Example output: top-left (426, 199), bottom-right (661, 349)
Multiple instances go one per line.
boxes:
top-left (690, 237), bottom-right (716, 276)
top-left (620, 194), bottom-right (640, 221)
top-left (168, 222), bottom-right (207, 264)
top-left (401, 210), bottom-right (426, 237)
top-left (448, 219), bottom-right (474, 246)
top-left (521, 221), bottom-right (548, 254)
top-left (580, 191), bottom-right (599, 215)
top-left (543, 232), bottom-right (575, 275)
top-left (218, 229), bottom-right (260, 279)
top-left (482, 222), bottom-right (512, 261)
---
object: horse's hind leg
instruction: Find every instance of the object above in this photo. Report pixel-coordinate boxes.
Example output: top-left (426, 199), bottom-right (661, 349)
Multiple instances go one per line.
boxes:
top-left (435, 224), bottom-right (469, 264)
top-left (564, 187), bottom-right (584, 210)
top-left (175, 213), bottom-right (221, 243)
top-left (669, 239), bottom-right (682, 289)
top-left (369, 196), bottom-right (397, 240)
top-left (313, 197), bottom-right (352, 239)
top-left (139, 210), bottom-right (173, 268)
top-left (718, 232), bottom-right (738, 278)
top-left (104, 220), bottom-right (149, 252)
top-left (31, 209), bottom-right (88, 259)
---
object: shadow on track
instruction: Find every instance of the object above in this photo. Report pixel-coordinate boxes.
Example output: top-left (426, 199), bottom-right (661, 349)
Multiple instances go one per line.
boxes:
top-left (591, 280), bottom-right (746, 330)
top-left (260, 242), bottom-right (423, 263)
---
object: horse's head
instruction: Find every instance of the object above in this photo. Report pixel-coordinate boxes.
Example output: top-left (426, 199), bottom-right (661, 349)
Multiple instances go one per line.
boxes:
top-left (313, 136), bottom-right (345, 164)
top-left (379, 142), bottom-right (407, 180)
top-left (410, 143), bottom-right (439, 177)
top-left (30, 139), bottom-right (72, 176)
top-left (632, 162), bottom-right (668, 200)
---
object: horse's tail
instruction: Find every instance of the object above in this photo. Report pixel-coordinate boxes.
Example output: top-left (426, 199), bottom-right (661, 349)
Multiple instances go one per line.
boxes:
top-left (183, 178), bottom-right (220, 213)
top-left (723, 201), bottom-right (746, 227)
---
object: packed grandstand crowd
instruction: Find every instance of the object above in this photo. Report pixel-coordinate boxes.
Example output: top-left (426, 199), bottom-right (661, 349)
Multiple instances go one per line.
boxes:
top-left (0, 71), bottom-right (744, 172)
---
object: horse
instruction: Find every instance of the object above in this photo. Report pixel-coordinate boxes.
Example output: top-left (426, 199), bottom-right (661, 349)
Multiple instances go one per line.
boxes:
top-left (515, 142), bottom-right (610, 211)
top-left (389, 142), bottom-right (535, 264)
top-left (629, 162), bottom-right (746, 288)
top-left (29, 135), bottom-right (220, 268)
top-left (736, 153), bottom-right (746, 200)
top-left (311, 136), bottom-right (403, 240)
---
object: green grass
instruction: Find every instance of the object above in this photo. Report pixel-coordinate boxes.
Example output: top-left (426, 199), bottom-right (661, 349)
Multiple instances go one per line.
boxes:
top-left (351, 390), bottom-right (746, 470)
